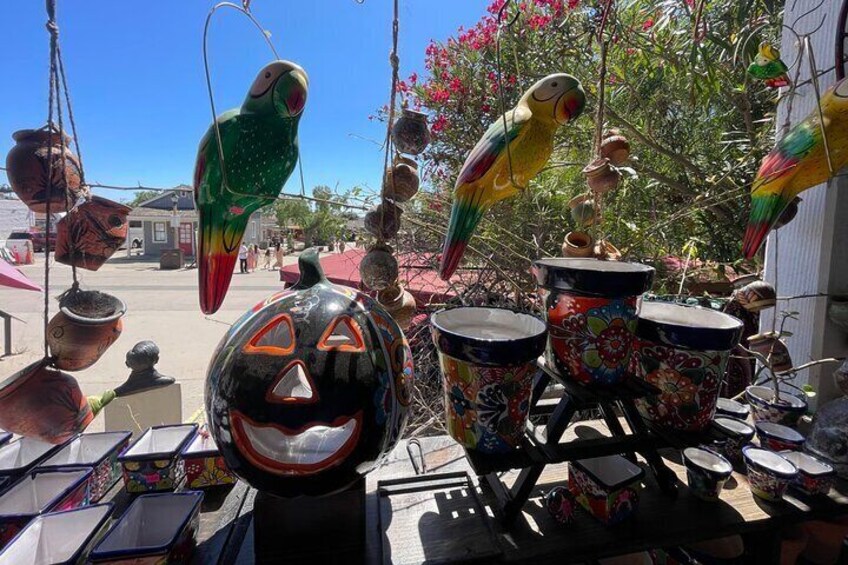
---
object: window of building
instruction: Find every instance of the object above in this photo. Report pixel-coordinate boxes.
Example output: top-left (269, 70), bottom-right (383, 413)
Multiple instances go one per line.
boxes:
top-left (153, 222), bottom-right (167, 242)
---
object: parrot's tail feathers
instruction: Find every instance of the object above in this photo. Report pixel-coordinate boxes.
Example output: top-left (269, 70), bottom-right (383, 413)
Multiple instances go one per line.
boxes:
top-left (742, 193), bottom-right (788, 259)
top-left (439, 195), bottom-right (487, 280)
top-left (198, 208), bottom-right (249, 314)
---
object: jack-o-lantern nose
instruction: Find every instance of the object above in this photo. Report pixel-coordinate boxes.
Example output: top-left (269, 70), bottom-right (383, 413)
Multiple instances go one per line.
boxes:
top-left (267, 360), bottom-right (317, 404)
top-left (317, 316), bottom-right (366, 353)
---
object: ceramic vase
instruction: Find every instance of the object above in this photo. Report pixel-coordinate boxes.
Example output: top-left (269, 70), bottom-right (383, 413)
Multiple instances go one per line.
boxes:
top-left (0, 360), bottom-right (93, 444)
top-left (383, 156), bottom-right (419, 203)
top-left (747, 332), bottom-right (792, 372)
top-left (561, 231), bottom-right (594, 258)
top-left (568, 195), bottom-right (596, 227)
top-left (430, 307), bottom-right (547, 454)
top-left (533, 258), bottom-right (654, 386)
top-left (360, 244), bottom-right (399, 291)
top-left (5, 127), bottom-right (84, 213)
top-left (55, 197), bottom-right (132, 271)
top-left (582, 157), bottom-right (620, 193)
top-left (47, 290), bottom-right (126, 371)
top-left (377, 283), bottom-right (417, 331)
top-left (599, 129), bottom-right (630, 166)
top-left (745, 384), bottom-right (807, 426)
top-left (364, 202), bottom-right (403, 240)
top-left (634, 302), bottom-right (743, 432)
top-left (391, 109), bottom-right (430, 155)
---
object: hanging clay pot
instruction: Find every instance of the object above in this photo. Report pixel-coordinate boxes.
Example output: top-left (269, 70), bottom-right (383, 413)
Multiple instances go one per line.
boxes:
top-left (360, 244), bottom-right (399, 291)
top-left (55, 197), bottom-right (132, 271)
top-left (568, 194), bottom-right (596, 227)
top-left (561, 231), bottom-right (595, 257)
top-left (736, 279), bottom-right (776, 312)
top-left (599, 129), bottom-right (631, 166)
top-left (364, 201), bottom-right (403, 240)
top-left (47, 289), bottom-right (126, 371)
top-left (391, 109), bottom-right (430, 155)
top-left (383, 156), bottom-right (420, 203)
top-left (747, 332), bottom-right (793, 373)
top-left (594, 239), bottom-right (622, 261)
top-left (582, 157), bottom-right (620, 193)
top-left (5, 126), bottom-right (84, 213)
top-left (773, 197), bottom-right (802, 230)
top-left (377, 283), bottom-right (417, 331)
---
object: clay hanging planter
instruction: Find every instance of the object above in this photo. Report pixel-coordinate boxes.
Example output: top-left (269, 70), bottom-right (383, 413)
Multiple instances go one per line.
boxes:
top-left (47, 289), bottom-right (126, 371)
top-left (568, 194), bottom-right (596, 227)
top-left (391, 109), bottom-right (430, 155)
top-left (364, 201), bottom-right (403, 240)
top-left (5, 126), bottom-right (84, 213)
top-left (599, 129), bottom-right (630, 166)
top-left (562, 231), bottom-right (594, 257)
top-left (377, 283), bottom-right (417, 331)
top-left (582, 157), bottom-right (620, 193)
top-left (736, 280), bottom-right (777, 312)
top-left (594, 239), bottom-right (622, 261)
top-left (55, 196), bottom-right (132, 271)
top-left (747, 332), bottom-right (793, 373)
top-left (360, 244), bottom-right (399, 291)
top-left (383, 156), bottom-right (420, 203)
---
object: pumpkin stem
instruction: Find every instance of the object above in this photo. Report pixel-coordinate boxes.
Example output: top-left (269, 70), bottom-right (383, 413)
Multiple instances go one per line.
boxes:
top-left (293, 247), bottom-right (327, 289)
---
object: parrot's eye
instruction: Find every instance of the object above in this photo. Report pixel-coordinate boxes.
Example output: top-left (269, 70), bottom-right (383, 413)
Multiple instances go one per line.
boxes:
top-left (551, 82), bottom-right (558, 87)
top-left (265, 72), bottom-right (271, 78)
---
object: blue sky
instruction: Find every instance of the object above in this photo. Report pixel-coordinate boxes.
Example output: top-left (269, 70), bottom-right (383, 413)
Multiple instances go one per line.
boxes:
top-left (0, 1), bottom-right (487, 203)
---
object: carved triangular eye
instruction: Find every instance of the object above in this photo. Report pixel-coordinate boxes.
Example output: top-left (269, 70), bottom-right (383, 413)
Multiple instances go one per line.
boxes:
top-left (317, 315), bottom-right (366, 352)
top-left (266, 360), bottom-right (317, 404)
top-left (244, 314), bottom-right (295, 355)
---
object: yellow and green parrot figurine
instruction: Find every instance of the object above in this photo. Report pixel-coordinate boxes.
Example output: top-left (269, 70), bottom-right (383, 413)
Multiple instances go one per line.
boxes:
top-left (742, 77), bottom-right (848, 258)
top-left (194, 60), bottom-right (308, 314)
top-left (747, 42), bottom-right (790, 89)
top-left (438, 74), bottom-right (585, 280)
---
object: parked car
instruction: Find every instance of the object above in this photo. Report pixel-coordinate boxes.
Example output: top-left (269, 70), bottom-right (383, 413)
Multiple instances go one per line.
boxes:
top-left (29, 230), bottom-right (56, 252)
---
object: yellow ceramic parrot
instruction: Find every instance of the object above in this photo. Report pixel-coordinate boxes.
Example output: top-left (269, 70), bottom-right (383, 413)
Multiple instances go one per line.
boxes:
top-left (742, 77), bottom-right (848, 258)
top-left (438, 74), bottom-right (585, 279)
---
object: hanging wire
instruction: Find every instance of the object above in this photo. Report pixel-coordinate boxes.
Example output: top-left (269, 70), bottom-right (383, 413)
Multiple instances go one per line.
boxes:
top-left (44, 0), bottom-right (59, 359)
top-left (377, 0), bottom-right (400, 246)
top-left (494, 0), bottom-right (523, 191)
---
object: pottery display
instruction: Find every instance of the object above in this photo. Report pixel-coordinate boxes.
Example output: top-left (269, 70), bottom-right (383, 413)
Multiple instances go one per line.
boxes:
top-left (38, 431), bottom-right (131, 503)
top-left (206, 249), bottom-right (412, 498)
top-left (599, 129), bottom-right (630, 165)
top-left (0, 468), bottom-right (92, 549)
top-left (55, 196), bottom-right (132, 271)
top-left (828, 297), bottom-right (848, 332)
top-left (383, 157), bottom-right (420, 203)
top-left (780, 451), bottom-right (835, 496)
top-left (47, 290), bottom-right (126, 372)
top-left (430, 307), bottom-right (546, 454)
top-left (744, 385), bottom-right (807, 426)
top-left (568, 454), bottom-right (643, 525)
top-left (0, 503), bottom-right (113, 565)
top-left (806, 396), bottom-right (848, 478)
top-left (0, 360), bottom-right (94, 444)
top-left (634, 302), bottom-right (743, 432)
top-left (5, 127), bottom-right (83, 213)
top-left (755, 421), bottom-right (805, 452)
top-left (180, 429), bottom-right (237, 490)
top-left (711, 416), bottom-right (755, 464)
top-left (735, 280), bottom-right (776, 312)
top-left (119, 424), bottom-right (197, 493)
top-left (391, 109), bottom-right (430, 155)
top-left (682, 447), bottom-right (733, 501)
top-left (568, 194), bottom-right (596, 227)
top-left (364, 201), bottom-right (403, 240)
top-left (545, 486), bottom-right (576, 525)
top-left (561, 231), bottom-right (594, 258)
top-left (742, 446), bottom-right (797, 502)
top-left (582, 157), bottom-right (620, 193)
top-left (0, 438), bottom-right (63, 481)
top-left (360, 244), bottom-right (400, 291)
top-left (715, 397), bottom-right (750, 420)
top-left (533, 258), bottom-right (654, 386)
top-left (746, 332), bottom-right (792, 372)
top-left (377, 283), bottom-right (417, 331)
top-left (89, 492), bottom-right (203, 564)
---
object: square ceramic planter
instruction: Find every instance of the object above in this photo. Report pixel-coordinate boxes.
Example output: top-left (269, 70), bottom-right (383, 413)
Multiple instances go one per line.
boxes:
top-left (89, 492), bottom-right (203, 564)
top-left (780, 451), bottom-right (835, 496)
top-left (0, 468), bottom-right (92, 549)
top-left (0, 503), bottom-right (113, 564)
top-left (568, 455), bottom-right (644, 525)
top-left (38, 431), bottom-right (131, 503)
top-left (119, 424), bottom-right (197, 493)
top-left (180, 430), bottom-right (236, 489)
top-left (0, 437), bottom-right (64, 481)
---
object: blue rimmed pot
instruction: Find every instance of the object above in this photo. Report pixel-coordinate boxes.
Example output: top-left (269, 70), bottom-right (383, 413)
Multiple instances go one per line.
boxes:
top-left (532, 258), bottom-right (655, 386)
top-left (118, 424), bottom-right (197, 493)
top-left (568, 454), bottom-right (644, 525)
top-left (744, 385), bottom-right (807, 427)
top-left (755, 421), bottom-right (805, 452)
top-left (742, 446), bottom-right (797, 502)
top-left (430, 307), bottom-right (547, 454)
top-left (780, 451), bottom-right (835, 496)
top-left (715, 397), bottom-right (750, 420)
top-left (89, 491), bottom-right (203, 564)
top-left (711, 416), bottom-right (755, 464)
top-left (180, 428), bottom-right (237, 489)
top-left (0, 437), bottom-right (64, 482)
top-left (683, 447), bottom-right (733, 501)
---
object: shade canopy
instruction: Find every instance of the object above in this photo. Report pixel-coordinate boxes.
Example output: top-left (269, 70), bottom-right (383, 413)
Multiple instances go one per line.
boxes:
top-left (0, 260), bottom-right (42, 292)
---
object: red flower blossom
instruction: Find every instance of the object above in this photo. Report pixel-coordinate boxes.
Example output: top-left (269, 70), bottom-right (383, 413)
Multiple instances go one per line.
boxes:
top-left (481, 103), bottom-right (491, 112)
top-left (432, 114), bottom-right (449, 133)
top-left (642, 17), bottom-right (654, 31)
top-left (408, 72), bottom-right (418, 85)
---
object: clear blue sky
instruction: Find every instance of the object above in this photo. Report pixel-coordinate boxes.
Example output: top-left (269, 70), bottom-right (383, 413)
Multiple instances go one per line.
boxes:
top-left (0, 1), bottom-right (487, 203)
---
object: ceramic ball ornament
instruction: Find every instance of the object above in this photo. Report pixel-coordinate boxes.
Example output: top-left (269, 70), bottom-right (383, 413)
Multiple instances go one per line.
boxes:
top-left (205, 248), bottom-right (413, 497)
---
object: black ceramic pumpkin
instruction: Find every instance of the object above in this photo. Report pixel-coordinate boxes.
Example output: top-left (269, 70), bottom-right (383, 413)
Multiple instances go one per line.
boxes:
top-left (205, 249), bottom-right (413, 497)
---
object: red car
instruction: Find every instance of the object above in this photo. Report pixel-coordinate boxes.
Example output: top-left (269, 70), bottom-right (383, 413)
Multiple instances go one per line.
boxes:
top-left (29, 230), bottom-right (56, 253)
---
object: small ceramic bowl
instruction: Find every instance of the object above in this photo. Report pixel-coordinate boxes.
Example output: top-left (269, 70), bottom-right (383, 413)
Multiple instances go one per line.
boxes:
top-left (119, 424), bottom-right (197, 493)
top-left (711, 416), bottom-right (756, 464)
top-left (568, 454), bottom-right (644, 525)
top-left (745, 385), bottom-right (807, 426)
top-left (180, 429), bottom-right (237, 490)
top-left (755, 422), bottom-right (805, 452)
top-left (0, 437), bottom-right (63, 481)
top-left (742, 446), bottom-right (798, 502)
top-left (715, 397), bottom-right (750, 420)
top-left (544, 486), bottom-right (576, 526)
top-left (780, 451), bottom-right (835, 496)
top-left (683, 447), bottom-right (733, 501)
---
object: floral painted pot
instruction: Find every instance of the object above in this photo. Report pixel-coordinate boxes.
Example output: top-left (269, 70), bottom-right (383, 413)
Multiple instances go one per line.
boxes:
top-left (683, 447), bottom-right (733, 501)
top-left (780, 451), bottom-right (835, 496)
top-left (568, 454), bottom-right (643, 525)
top-left (391, 109), bottom-right (430, 155)
top-left (47, 289), bottom-right (126, 372)
top-left (742, 446), bottom-right (797, 502)
top-left (55, 197), bottom-right (132, 271)
top-left (533, 258), bottom-right (654, 386)
top-left (119, 424), bottom-right (197, 493)
top-left (711, 416), bottom-right (755, 464)
top-left (545, 486), bottom-right (576, 525)
top-left (744, 385), bottom-right (807, 426)
top-left (180, 429), bottom-right (237, 490)
top-left (431, 307), bottom-right (547, 454)
top-left (634, 303), bottom-right (743, 431)
top-left (755, 422), bottom-right (805, 452)
top-left (715, 397), bottom-right (750, 420)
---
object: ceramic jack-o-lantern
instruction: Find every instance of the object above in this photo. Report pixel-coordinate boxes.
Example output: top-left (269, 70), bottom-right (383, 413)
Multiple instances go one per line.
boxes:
top-left (55, 197), bottom-right (132, 271)
top-left (599, 129), bottom-right (630, 166)
top-left (377, 283), bottom-right (417, 331)
top-left (582, 157), bottom-right (620, 193)
top-left (562, 231), bottom-right (594, 257)
top-left (47, 289), bottom-right (126, 371)
top-left (364, 201), bottom-right (403, 240)
top-left (360, 244), bottom-right (399, 291)
top-left (205, 249), bottom-right (413, 497)
top-left (391, 109), bottom-right (430, 155)
top-left (568, 194), bottom-right (596, 227)
top-left (383, 156), bottom-right (420, 203)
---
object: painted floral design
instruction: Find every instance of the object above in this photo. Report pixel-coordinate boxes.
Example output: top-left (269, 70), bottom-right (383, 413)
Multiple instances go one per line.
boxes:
top-left (545, 486), bottom-right (576, 525)
top-left (646, 368), bottom-right (698, 406)
top-left (568, 462), bottom-right (640, 525)
top-left (186, 456), bottom-right (236, 489)
top-left (747, 465), bottom-right (790, 501)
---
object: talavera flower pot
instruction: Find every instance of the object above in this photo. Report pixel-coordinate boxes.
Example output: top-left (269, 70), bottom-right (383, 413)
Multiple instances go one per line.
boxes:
top-left (533, 258), bottom-right (654, 386)
top-left (431, 307), bottom-right (547, 454)
top-left (745, 384), bottom-right (807, 426)
top-left (55, 196), bottom-right (132, 271)
top-left (0, 437), bottom-right (63, 481)
top-left (47, 290), bottom-right (126, 371)
top-left (180, 430), bottom-right (236, 490)
top-left (634, 302), bottom-right (743, 432)
top-left (568, 455), bottom-right (643, 525)
top-left (119, 424), bottom-right (197, 493)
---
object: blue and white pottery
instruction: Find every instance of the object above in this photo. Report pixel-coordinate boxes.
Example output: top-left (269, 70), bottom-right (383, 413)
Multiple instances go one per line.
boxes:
top-left (682, 447), bottom-right (733, 501)
top-left (0, 433), bottom-right (10, 449)
top-left (0, 437), bottom-right (63, 481)
top-left (755, 421), bottom-right (805, 452)
top-left (38, 431), bottom-right (131, 503)
top-left (711, 416), bottom-right (755, 464)
top-left (89, 491), bottom-right (203, 564)
top-left (744, 385), bottom-right (807, 426)
top-left (742, 446), bottom-right (797, 502)
top-left (780, 450), bottom-right (835, 496)
top-left (0, 503), bottom-right (113, 565)
top-left (568, 454), bottom-right (644, 525)
top-left (118, 424), bottom-right (197, 493)
top-left (715, 397), bottom-right (750, 420)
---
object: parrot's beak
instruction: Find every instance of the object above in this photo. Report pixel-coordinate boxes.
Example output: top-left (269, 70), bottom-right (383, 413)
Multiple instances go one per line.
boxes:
top-left (198, 207), bottom-right (250, 315)
top-left (555, 87), bottom-right (585, 125)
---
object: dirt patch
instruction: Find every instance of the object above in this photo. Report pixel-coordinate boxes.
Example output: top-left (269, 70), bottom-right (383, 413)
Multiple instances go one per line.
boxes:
top-left (63, 290), bottom-right (120, 319)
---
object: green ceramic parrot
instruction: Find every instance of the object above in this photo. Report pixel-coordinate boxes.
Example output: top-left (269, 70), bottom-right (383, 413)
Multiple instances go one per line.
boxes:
top-left (747, 42), bottom-right (790, 89)
top-left (194, 60), bottom-right (308, 314)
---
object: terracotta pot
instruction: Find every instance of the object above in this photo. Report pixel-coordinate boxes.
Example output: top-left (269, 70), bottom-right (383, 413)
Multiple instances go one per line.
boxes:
top-left (599, 129), bottom-right (630, 166)
top-left (827, 296), bottom-right (848, 332)
top-left (364, 201), bottom-right (403, 240)
top-left (582, 157), bottom-right (620, 193)
top-left (594, 239), bottom-right (621, 261)
top-left (773, 196), bottom-right (802, 230)
top-left (383, 158), bottom-right (420, 203)
top-left (391, 109), bottom-right (430, 155)
top-left (377, 283), bottom-right (417, 331)
top-left (735, 279), bottom-right (776, 312)
top-left (360, 244), bottom-right (399, 291)
top-left (0, 359), bottom-right (93, 444)
top-left (47, 290), bottom-right (126, 371)
top-left (747, 332), bottom-right (792, 372)
top-left (55, 197), bottom-right (132, 271)
top-left (5, 127), bottom-right (84, 213)
top-left (562, 231), bottom-right (594, 257)
top-left (568, 194), bottom-right (596, 227)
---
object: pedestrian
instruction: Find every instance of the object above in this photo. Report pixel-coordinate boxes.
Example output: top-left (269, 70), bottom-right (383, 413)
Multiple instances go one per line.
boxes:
top-left (264, 245), bottom-right (272, 270)
top-left (274, 242), bottom-right (284, 269)
top-left (238, 242), bottom-right (248, 273)
top-left (247, 244), bottom-right (257, 272)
